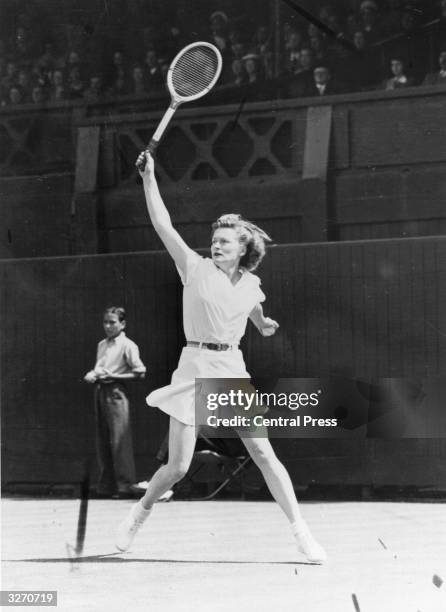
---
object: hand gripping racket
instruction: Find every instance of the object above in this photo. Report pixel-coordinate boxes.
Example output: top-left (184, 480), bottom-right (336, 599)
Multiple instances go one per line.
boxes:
top-left (136, 41), bottom-right (222, 176)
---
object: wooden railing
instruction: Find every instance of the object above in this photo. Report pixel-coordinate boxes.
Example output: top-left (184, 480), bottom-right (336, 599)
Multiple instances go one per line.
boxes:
top-left (94, 101), bottom-right (299, 187)
top-left (1, 84), bottom-right (445, 180)
top-left (0, 93), bottom-right (169, 177)
top-left (1, 85), bottom-right (445, 258)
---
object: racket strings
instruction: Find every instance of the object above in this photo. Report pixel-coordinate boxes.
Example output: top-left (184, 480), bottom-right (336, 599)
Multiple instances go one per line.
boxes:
top-left (172, 47), bottom-right (220, 98)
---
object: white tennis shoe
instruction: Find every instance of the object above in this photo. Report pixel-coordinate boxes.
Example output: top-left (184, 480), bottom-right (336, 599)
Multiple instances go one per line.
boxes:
top-left (132, 482), bottom-right (174, 502)
top-left (294, 524), bottom-right (327, 564)
top-left (115, 501), bottom-right (152, 552)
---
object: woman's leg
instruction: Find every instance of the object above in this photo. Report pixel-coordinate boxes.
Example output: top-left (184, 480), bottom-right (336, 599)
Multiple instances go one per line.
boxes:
top-left (240, 434), bottom-right (326, 562)
top-left (241, 435), bottom-right (302, 523)
top-left (140, 416), bottom-right (197, 509)
top-left (116, 416), bottom-right (197, 551)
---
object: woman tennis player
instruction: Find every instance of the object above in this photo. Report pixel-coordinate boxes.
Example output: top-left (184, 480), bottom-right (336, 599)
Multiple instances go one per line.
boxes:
top-left (116, 151), bottom-right (327, 563)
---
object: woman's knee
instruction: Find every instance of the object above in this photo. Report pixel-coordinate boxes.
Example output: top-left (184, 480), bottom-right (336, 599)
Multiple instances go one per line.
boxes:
top-left (247, 443), bottom-right (277, 469)
top-left (165, 461), bottom-right (190, 483)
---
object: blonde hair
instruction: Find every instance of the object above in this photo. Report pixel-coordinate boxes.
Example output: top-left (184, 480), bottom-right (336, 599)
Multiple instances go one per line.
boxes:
top-left (211, 214), bottom-right (272, 271)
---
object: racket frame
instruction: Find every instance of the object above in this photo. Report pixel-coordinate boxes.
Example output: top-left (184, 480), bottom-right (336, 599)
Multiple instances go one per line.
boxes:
top-left (167, 41), bottom-right (223, 104)
top-left (138, 41), bottom-right (222, 165)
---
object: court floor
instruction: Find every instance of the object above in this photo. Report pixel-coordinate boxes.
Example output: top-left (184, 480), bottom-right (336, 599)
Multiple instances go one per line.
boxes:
top-left (2, 498), bottom-right (445, 612)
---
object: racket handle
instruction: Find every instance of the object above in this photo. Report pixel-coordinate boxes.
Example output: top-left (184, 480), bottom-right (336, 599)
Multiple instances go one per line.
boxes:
top-left (135, 139), bottom-right (159, 184)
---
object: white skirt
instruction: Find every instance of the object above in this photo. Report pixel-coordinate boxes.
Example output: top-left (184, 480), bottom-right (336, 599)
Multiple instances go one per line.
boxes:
top-left (146, 346), bottom-right (251, 426)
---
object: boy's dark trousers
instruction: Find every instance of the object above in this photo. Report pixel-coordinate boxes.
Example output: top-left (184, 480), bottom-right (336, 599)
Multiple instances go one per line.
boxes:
top-left (94, 382), bottom-right (136, 494)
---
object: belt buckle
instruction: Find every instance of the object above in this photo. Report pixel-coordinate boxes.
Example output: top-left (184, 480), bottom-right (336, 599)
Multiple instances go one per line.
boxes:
top-left (206, 342), bottom-right (231, 351)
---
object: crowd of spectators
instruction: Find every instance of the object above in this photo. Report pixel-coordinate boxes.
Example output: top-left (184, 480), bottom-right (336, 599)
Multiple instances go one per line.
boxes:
top-left (1, 0), bottom-right (445, 110)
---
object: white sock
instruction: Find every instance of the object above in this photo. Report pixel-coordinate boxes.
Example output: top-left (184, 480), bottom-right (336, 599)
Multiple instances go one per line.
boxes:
top-left (290, 519), bottom-right (308, 536)
top-left (135, 500), bottom-right (152, 516)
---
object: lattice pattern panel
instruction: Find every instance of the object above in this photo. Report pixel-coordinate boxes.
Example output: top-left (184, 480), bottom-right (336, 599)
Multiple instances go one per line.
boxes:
top-left (116, 112), bottom-right (298, 185)
top-left (0, 111), bottom-right (73, 176)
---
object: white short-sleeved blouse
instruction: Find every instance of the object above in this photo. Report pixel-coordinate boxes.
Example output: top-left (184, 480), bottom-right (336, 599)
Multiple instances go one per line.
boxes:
top-left (146, 251), bottom-right (266, 426)
top-left (178, 251), bottom-right (265, 344)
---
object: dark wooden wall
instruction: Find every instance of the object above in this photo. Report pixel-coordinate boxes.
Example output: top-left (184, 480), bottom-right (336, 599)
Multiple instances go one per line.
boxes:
top-left (90, 87), bottom-right (446, 250)
top-left (0, 174), bottom-right (71, 259)
top-left (2, 237), bottom-right (446, 488)
top-left (1, 87), bottom-right (445, 259)
top-left (333, 91), bottom-right (446, 241)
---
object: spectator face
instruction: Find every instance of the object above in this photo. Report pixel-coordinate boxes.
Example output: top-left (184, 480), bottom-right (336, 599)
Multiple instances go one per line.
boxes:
top-left (53, 70), bottom-right (64, 86)
top-left (6, 62), bottom-right (17, 77)
top-left (232, 59), bottom-right (244, 77)
top-left (346, 14), bottom-right (359, 34)
top-left (354, 31), bottom-right (366, 50)
top-left (283, 23), bottom-right (292, 42)
top-left (53, 85), bottom-right (65, 100)
top-left (314, 66), bottom-right (330, 85)
top-left (9, 87), bottom-right (22, 104)
top-left (40, 44), bottom-right (54, 66)
top-left (145, 51), bottom-right (157, 68)
top-left (39, 54), bottom-right (53, 69)
top-left (90, 76), bottom-right (101, 90)
top-left (113, 52), bottom-right (123, 66)
top-left (114, 76), bottom-right (125, 91)
top-left (300, 48), bottom-right (313, 70)
top-left (361, 8), bottom-right (377, 28)
top-left (17, 70), bottom-right (30, 88)
top-left (160, 61), bottom-right (169, 77)
top-left (210, 15), bottom-right (227, 36)
top-left (308, 23), bottom-right (319, 38)
top-left (318, 5), bottom-right (332, 23)
top-left (69, 66), bottom-right (81, 82)
top-left (391, 59), bottom-right (404, 77)
top-left (133, 66), bottom-right (144, 81)
top-left (288, 31), bottom-right (302, 51)
top-left (210, 16), bottom-right (220, 33)
top-left (232, 42), bottom-right (244, 59)
top-left (244, 58), bottom-right (258, 76)
top-left (310, 35), bottom-right (323, 53)
top-left (328, 14), bottom-right (341, 33)
top-left (228, 29), bottom-right (241, 44)
top-left (439, 51), bottom-right (446, 69)
top-left (256, 26), bottom-right (268, 44)
top-left (15, 27), bottom-right (26, 43)
top-left (32, 87), bottom-right (45, 103)
top-left (103, 313), bottom-right (125, 338)
top-left (68, 52), bottom-right (80, 65)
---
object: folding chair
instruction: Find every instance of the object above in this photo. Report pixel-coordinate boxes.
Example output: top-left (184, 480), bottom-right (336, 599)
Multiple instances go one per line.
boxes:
top-left (188, 435), bottom-right (253, 500)
top-left (154, 431), bottom-right (253, 500)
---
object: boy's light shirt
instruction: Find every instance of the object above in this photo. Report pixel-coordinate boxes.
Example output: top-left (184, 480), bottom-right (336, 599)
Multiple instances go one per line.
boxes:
top-left (95, 332), bottom-right (146, 376)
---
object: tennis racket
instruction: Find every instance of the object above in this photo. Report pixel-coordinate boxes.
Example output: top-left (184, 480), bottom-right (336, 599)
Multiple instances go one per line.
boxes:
top-left (136, 41), bottom-right (223, 175)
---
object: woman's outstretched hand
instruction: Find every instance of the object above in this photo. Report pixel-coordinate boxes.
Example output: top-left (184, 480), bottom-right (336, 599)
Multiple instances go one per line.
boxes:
top-left (261, 317), bottom-right (279, 337)
top-left (136, 150), bottom-right (155, 181)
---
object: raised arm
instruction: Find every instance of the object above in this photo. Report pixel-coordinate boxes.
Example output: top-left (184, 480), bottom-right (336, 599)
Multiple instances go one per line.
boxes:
top-left (249, 303), bottom-right (280, 337)
top-left (137, 151), bottom-right (195, 276)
